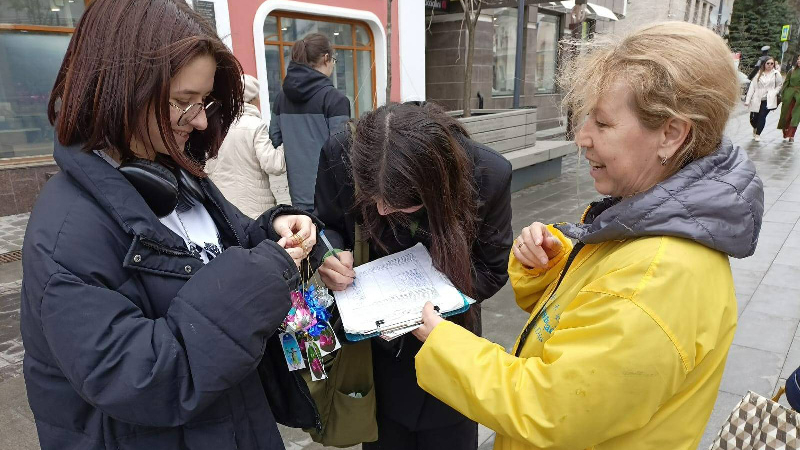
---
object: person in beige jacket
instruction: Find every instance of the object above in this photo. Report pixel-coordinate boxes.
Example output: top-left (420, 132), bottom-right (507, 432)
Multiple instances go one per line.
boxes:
top-left (207, 74), bottom-right (285, 218)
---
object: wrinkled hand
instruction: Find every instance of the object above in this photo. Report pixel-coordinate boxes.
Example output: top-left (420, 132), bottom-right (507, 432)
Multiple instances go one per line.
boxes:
top-left (318, 251), bottom-right (355, 291)
top-left (512, 222), bottom-right (563, 269)
top-left (274, 214), bottom-right (317, 268)
top-left (412, 302), bottom-right (444, 342)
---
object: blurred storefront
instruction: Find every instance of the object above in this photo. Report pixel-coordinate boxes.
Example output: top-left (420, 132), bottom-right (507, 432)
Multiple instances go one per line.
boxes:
top-left (0, 0), bottom-right (423, 215)
top-left (423, 0), bottom-right (622, 131)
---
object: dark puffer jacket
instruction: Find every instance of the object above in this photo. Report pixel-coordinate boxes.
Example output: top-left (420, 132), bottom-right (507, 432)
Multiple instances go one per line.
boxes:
top-left (20, 142), bottom-right (320, 450)
top-left (314, 129), bottom-right (514, 432)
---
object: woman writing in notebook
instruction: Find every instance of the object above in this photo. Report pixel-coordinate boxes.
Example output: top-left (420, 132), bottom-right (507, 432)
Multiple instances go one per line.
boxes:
top-left (314, 102), bottom-right (513, 450)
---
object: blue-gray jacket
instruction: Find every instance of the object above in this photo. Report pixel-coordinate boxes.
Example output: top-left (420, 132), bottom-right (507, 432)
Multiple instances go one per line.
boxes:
top-left (20, 142), bottom-right (321, 449)
top-left (270, 61), bottom-right (351, 212)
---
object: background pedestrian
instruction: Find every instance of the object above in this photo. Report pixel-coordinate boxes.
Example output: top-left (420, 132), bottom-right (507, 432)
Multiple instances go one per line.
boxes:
top-left (778, 55), bottom-right (800, 143)
top-left (207, 74), bottom-right (286, 218)
top-left (745, 56), bottom-right (782, 141)
top-left (269, 33), bottom-right (350, 213)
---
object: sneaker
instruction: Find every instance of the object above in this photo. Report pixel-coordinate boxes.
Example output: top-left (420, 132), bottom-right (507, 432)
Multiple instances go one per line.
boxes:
top-left (790, 138), bottom-right (795, 143)
top-left (755, 135), bottom-right (761, 141)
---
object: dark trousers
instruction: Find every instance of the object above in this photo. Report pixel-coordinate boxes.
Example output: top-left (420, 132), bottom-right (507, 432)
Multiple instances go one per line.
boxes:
top-left (362, 414), bottom-right (478, 450)
top-left (750, 100), bottom-right (772, 135)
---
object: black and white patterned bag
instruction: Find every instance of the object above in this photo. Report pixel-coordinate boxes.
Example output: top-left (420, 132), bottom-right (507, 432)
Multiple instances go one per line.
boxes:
top-left (710, 389), bottom-right (800, 450)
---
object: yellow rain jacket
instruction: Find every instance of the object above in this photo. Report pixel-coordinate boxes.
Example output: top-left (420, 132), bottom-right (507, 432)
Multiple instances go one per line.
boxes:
top-left (415, 141), bottom-right (764, 450)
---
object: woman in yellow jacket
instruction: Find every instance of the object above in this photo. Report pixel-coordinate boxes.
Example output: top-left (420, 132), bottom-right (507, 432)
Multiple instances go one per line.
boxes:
top-left (411, 22), bottom-right (765, 450)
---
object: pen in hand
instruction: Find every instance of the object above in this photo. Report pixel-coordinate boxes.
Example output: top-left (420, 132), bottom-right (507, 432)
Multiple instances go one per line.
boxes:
top-left (319, 230), bottom-right (341, 261)
top-left (319, 230), bottom-right (355, 279)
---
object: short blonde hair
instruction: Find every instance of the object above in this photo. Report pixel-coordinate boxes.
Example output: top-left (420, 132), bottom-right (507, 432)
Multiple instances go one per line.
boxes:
top-left (561, 22), bottom-right (739, 171)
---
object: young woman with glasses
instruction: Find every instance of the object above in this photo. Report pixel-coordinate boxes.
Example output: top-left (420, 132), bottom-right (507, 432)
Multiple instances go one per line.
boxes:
top-left (745, 56), bottom-right (782, 141)
top-left (20, 1), bottom-right (324, 449)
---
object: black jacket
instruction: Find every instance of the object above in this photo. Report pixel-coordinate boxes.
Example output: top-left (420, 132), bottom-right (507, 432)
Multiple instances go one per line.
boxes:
top-left (269, 62), bottom-right (351, 211)
top-left (313, 129), bottom-right (513, 431)
top-left (20, 142), bottom-right (320, 450)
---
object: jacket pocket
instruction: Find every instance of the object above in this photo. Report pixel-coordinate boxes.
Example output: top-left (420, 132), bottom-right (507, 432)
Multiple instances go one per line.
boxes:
top-left (113, 416), bottom-right (237, 450)
top-left (34, 420), bottom-right (104, 450)
top-left (114, 427), bottom-right (181, 450)
top-left (182, 415), bottom-right (239, 450)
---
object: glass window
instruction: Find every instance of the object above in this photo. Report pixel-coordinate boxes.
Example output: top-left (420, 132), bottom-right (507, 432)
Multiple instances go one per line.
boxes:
top-left (356, 50), bottom-right (374, 116)
top-left (491, 8), bottom-right (517, 96)
top-left (333, 49), bottom-right (355, 114)
top-left (281, 17), bottom-right (353, 46)
top-left (536, 13), bottom-right (559, 94)
top-left (355, 24), bottom-right (370, 46)
top-left (0, 0), bottom-right (85, 27)
top-left (0, 31), bottom-right (70, 159)
top-left (264, 15), bottom-right (279, 41)
top-left (264, 13), bottom-right (376, 118)
top-left (265, 46), bottom-right (281, 105)
top-left (283, 46), bottom-right (291, 77)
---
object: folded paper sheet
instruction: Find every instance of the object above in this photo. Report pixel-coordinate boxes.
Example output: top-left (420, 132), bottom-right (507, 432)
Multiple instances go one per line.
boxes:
top-left (334, 243), bottom-right (474, 340)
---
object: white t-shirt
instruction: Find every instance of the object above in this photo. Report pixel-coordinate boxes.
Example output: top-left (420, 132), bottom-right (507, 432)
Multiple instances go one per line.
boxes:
top-left (159, 208), bottom-right (222, 264)
top-left (95, 150), bottom-right (222, 264)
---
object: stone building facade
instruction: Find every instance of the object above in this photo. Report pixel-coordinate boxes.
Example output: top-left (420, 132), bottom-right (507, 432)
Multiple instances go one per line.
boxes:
top-left (424, 1), bottom-right (625, 130)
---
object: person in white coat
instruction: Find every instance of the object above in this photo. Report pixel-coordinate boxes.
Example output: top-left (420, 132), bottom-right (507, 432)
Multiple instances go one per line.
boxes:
top-left (745, 56), bottom-right (783, 141)
top-left (207, 74), bottom-right (286, 218)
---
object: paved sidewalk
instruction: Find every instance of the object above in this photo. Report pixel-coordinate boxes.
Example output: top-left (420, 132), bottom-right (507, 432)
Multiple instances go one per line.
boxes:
top-left (1, 105), bottom-right (800, 450)
top-left (0, 213), bottom-right (27, 254)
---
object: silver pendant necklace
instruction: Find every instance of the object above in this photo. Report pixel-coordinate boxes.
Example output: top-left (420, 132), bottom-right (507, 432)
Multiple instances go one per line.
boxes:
top-left (174, 208), bottom-right (222, 261)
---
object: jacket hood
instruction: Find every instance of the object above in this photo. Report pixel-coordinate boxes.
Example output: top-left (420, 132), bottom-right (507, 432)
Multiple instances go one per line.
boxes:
top-left (555, 138), bottom-right (764, 258)
top-left (282, 61), bottom-right (333, 103)
top-left (241, 102), bottom-right (261, 119)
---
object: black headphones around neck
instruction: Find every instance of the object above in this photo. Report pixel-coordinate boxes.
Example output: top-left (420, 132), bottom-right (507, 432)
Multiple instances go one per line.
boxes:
top-left (118, 158), bottom-right (206, 218)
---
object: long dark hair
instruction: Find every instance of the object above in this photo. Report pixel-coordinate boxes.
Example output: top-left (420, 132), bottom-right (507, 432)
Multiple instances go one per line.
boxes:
top-left (350, 103), bottom-right (478, 323)
top-left (291, 33), bottom-right (333, 68)
top-left (48, 0), bottom-right (244, 177)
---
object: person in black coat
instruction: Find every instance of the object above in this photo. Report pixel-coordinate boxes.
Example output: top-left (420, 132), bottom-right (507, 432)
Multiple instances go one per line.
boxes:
top-left (314, 102), bottom-right (513, 450)
top-left (21, 1), bottom-right (321, 449)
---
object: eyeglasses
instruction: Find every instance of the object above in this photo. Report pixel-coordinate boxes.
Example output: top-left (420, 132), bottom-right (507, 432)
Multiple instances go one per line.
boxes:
top-left (169, 97), bottom-right (220, 126)
top-left (766, 62), bottom-right (775, 65)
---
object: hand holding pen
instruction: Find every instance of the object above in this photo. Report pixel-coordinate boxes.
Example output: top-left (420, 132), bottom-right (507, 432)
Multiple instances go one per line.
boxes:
top-left (317, 230), bottom-right (356, 292)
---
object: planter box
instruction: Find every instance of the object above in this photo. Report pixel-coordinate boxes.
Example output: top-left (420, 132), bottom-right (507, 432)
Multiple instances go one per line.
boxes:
top-left (451, 109), bottom-right (537, 153)
top-left (449, 108), bottom-right (575, 192)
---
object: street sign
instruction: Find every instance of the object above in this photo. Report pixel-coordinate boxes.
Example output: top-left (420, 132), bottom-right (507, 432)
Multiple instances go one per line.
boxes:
top-left (782, 24), bottom-right (791, 42)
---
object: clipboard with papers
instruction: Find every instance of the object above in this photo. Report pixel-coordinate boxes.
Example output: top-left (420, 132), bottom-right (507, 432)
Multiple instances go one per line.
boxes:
top-left (333, 243), bottom-right (475, 342)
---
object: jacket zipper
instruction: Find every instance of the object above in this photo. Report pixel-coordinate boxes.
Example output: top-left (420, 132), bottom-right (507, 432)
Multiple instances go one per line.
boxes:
top-left (201, 183), bottom-right (243, 248)
top-left (139, 239), bottom-right (201, 260)
top-left (514, 242), bottom-right (586, 357)
top-left (293, 373), bottom-right (323, 431)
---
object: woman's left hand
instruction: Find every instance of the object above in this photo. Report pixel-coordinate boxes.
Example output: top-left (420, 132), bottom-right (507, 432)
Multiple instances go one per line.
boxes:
top-left (412, 302), bottom-right (445, 342)
top-left (273, 214), bottom-right (317, 267)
